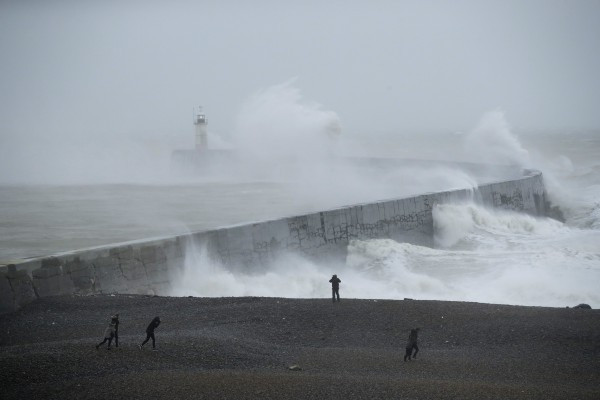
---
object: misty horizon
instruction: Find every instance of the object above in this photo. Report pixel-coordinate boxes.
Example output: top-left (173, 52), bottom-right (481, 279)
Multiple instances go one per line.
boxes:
top-left (2, 0), bottom-right (600, 185)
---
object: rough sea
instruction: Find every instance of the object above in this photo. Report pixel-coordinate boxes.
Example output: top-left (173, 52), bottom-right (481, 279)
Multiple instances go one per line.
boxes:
top-left (1, 121), bottom-right (599, 308)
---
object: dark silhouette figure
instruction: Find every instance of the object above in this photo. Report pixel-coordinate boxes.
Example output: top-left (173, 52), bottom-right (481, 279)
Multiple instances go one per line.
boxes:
top-left (96, 323), bottom-right (115, 350)
top-left (329, 274), bottom-right (341, 303)
top-left (111, 313), bottom-right (119, 348)
top-left (139, 316), bottom-right (161, 350)
top-left (404, 328), bottom-right (420, 361)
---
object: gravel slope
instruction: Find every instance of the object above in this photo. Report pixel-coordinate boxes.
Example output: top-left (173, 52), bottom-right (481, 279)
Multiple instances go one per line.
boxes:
top-left (1, 295), bottom-right (599, 399)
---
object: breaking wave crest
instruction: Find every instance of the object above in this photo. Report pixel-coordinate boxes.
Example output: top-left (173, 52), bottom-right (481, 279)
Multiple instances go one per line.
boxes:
top-left (433, 202), bottom-right (566, 248)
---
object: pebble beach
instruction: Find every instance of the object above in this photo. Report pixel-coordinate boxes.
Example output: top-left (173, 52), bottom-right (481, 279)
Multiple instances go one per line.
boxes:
top-left (1, 295), bottom-right (599, 399)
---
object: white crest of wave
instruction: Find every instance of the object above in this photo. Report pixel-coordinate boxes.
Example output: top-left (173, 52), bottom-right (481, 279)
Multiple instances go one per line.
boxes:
top-left (433, 202), bottom-right (566, 248)
top-left (171, 221), bottom-right (600, 307)
top-left (171, 238), bottom-right (451, 300)
top-left (346, 234), bottom-right (600, 307)
top-left (171, 241), bottom-right (330, 298)
top-left (528, 151), bottom-right (600, 228)
top-left (344, 239), bottom-right (450, 298)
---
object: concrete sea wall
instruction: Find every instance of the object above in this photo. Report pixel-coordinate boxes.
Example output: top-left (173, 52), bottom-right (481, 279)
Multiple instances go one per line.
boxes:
top-left (0, 170), bottom-right (549, 314)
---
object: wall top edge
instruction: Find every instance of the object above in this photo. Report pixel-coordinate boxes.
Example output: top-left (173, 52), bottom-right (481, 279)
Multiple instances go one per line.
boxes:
top-left (2, 169), bottom-right (543, 269)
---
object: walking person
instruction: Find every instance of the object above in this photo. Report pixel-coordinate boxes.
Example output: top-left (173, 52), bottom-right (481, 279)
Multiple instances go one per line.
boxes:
top-left (329, 274), bottom-right (341, 303)
top-left (96, 322), bottom-right (116, 351)
top-left (139, 316), bottom-right (161, 351)
top-left (111, 313), bottom-right (120, 348)
top-left (404, 328), bottom-right (420, 361)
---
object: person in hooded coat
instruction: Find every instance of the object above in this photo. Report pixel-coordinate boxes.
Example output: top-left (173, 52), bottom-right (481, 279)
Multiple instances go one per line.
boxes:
top-left (404, 328), bottom-right (420, 361)
top-left (139, 316), bottom-right (161, 350)
top-left (329, 274), bottom-right (341, 303)
top-left (111, 313), bottom-right (120, 348)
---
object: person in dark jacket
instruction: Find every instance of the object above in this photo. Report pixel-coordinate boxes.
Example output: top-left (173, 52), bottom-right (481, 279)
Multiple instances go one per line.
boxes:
top-left (96, 322), bottom-right (115, 350)
top-left (329, 274), bottom-right (341, 303)
top-left (139, 316), bottom-right (161, 350)
top-left (404, 328), bottom-right (420, 361)
top-left (111, 313), bottom-right (119, 348)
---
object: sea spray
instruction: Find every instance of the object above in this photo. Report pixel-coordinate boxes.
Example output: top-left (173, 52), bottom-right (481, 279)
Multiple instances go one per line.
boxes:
top-left (463, 110), bottom-right (532, 167)
top-left (171, 239), bottom-right (331, 298)
top-left (433, 202), bottom-right (565, 249)
top-left (172, 201), bottom-right (600, 307)
top-left (227, 81), bottom-right (485, 209)
top-left (231, 79), bottom-right (341, 169)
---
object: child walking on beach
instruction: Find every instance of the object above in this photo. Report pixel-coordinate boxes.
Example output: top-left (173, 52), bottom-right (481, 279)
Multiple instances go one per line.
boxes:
top-left (96, 322), bottom-right (116, 350)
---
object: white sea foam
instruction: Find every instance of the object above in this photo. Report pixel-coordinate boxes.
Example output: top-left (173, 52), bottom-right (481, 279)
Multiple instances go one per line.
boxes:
top-left (433, 202), bottom-right (565, 248)
top-left (171, 106), bottom-right (600, 308)
top-left (171, 241), bottom-right (330, 298)
top-left (172, 201), bottom-right (600, 307)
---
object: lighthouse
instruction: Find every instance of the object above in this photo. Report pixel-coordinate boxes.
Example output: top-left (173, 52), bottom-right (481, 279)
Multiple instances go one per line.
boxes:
top-left (194, 107), bottom-right (208, 151)
top-left (171, 107), bottom-right (232, 175)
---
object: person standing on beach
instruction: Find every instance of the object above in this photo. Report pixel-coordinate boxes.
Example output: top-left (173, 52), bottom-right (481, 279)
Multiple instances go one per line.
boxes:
top-left (96, 322), bottom-right (116, 350)
top-left (404, 328), bottom-right (420, 361)
top-left (329, 274), bottom-right (341, 303)
top-left (111, 313), bottom-right (120, 348)
top-left (139, 316), bottom-right (161, 351)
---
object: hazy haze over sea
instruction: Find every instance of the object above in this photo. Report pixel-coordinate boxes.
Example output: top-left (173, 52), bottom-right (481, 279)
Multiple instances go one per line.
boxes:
top-left (1, 1), bottom-right (599, 307)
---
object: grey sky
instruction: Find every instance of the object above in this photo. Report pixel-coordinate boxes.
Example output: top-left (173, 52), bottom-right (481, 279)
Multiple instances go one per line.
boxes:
top-left (1, 0), bottom-right (599, 145)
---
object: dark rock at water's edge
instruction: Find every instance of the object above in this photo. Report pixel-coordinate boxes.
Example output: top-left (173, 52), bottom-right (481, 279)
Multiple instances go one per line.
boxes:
top-left (568, 303), bottom-right (592, 309)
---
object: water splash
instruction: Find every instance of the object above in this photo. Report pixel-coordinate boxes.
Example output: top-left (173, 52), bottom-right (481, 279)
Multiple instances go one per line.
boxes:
top-left (171, 202), bottom-right (599, 308)
top-left (463, 110), bottom-right (531, 167)
top-left (232, 79), bottom-right (341, 166)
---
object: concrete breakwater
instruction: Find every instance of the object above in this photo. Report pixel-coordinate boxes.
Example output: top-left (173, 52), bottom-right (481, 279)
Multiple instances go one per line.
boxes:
top-left (0, 169), bottom-right (550, 314)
